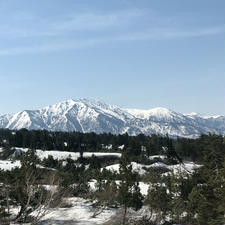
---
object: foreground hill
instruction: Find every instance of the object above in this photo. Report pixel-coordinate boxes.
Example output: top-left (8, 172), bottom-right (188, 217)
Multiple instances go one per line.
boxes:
top-left (0, 98), bottom-right (224, 138)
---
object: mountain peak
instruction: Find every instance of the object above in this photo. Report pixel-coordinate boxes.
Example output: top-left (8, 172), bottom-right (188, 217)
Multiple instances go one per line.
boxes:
top-left (148, 107), bottom-right (174, 116)
top-left (0, 98), bottom-right (224, 138)
top-left (125, 107), bottom-right (177, 120)
top-left (185, 112), bottom-right (223, 119)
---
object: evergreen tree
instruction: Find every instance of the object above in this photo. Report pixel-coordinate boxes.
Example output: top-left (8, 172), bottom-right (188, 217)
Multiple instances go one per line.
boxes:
top-left (187, 141), bottom-right (225, 225)
top-left (117, 153), bottom-right (143, 225)
top-left (147, 175), bottom-right (173, 223)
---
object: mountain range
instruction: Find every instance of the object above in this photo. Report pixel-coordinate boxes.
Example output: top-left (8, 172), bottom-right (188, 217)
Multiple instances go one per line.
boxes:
top-left (0, 99), bottom-right (224, 138)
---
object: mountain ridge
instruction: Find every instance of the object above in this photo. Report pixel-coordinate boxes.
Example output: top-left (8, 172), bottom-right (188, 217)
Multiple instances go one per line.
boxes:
top-left (0, 98), bottom-right (224, 138)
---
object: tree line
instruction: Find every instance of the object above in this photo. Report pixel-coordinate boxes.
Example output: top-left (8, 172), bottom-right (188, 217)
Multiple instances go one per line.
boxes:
top-left (1, 128), bottom-right (225, 162)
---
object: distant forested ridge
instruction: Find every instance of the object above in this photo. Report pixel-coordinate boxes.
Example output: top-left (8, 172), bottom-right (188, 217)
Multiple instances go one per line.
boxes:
top-left (0, 128), bottom-right (224, 162)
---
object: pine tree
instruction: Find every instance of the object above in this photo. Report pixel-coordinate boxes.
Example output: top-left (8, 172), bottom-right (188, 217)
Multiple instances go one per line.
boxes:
top-left (147, 179), bottom-right (173, 223)
top-left (187, 141), bottom-right (225, 225)
top-left (117, 153), bottom-right (143, 225)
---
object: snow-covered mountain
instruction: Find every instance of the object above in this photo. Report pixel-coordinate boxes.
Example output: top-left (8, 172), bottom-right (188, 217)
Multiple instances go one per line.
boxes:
top-left (0, 99), bottom-right (224, 138)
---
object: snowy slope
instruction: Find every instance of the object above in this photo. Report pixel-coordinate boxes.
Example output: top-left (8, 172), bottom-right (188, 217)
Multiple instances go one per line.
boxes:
top-left (0, 98), bottom-right (224, 138)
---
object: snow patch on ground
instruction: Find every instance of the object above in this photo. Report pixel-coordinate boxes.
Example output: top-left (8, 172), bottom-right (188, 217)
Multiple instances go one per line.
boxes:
top-left (0, 160), bottom-right (21, 170)
top-left (40, 197), bottom-right (117, 225)
top-left (149, 155), bottom-right (167, 160)
top-left (104, 162), bottom-right (155, 176)
top-left (167, 160), bottom-right (201, 175)
top-left (13, 148), bottom-right (121, 161)
top-left (0, 148), bottom-right (121, 171)
top-left (104, 160), bottom-right (201, 176)
top-left (89, 179), bottom-right (149, 196)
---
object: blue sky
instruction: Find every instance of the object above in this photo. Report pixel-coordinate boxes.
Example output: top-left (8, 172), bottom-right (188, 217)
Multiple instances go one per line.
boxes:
top-left (0, 0), bottom-right (224, 115)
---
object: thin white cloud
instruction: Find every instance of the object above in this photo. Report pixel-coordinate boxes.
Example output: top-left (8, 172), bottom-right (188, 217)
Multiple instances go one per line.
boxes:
top-left (0, 7), bottom-right (224, 56)
top-left (164, 26), bottom-right (225, 38)
top-left (1, 8), bottom-right (223, 41)
top-left (116, 25), bottom-right (225, 41)
top-left (0, 9), bottom-right (144, 38)
top-left (0, 38), bottom-right (108, 56)
top-left (0, 25), bottom-right (224, 56)
top-left (52, 9), bottom-right (144, 32)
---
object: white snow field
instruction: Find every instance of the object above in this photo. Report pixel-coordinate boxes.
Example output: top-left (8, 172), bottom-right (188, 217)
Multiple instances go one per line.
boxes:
top-left (0, 159), bottom-right (21, 171)
top-left (0, 148), bottom-right (200, 176)
top-left (12, 147), bottom-right (121, 161)
top-left (17, 148), bottom-right (121, 161)
top-left (0, 148), bottom-right (121, 171)
top-left (10, 197), bottom-right (117, 225)
top-left (88, 179), bottom-right (149, 196)
top-left (39, 197), bottom-right (117, 225)
top-left (104, 160), bottom-right (201, 176)
top-left (0, 149), bottom-right (200, 225)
